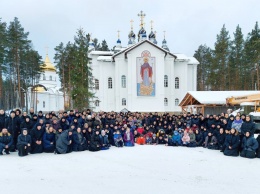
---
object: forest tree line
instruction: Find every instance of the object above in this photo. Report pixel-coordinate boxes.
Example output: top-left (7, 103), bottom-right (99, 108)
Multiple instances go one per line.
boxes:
top-left (194, 22), bottom-right (260, 91)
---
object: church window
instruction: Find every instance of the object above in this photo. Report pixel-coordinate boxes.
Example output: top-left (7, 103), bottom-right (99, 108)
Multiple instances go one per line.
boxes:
top-left (175, 98), bottom-right (179, 106)
top-left (95, 100), bottom-right (99, 107)
top-left (43, 101), bottom-right (45, 108)
top-left (121, 75), bottom-right (126, 88)
top-left (122, 98), bottom-right (126, 106)
top-left (164, 98), bottom-right (168, 106)
top-left (50, 76), bottom-right (52, 81)
top-left (108, 77), bottom-right (113, 89)
top-left (95, 79), bottom-right (99, 90)
top-left (175, 77), bottom-right (179, 89)
top-left (43, 74), bottom-right (46, 80)
top-left (164, 75), bottom-right (168, 87)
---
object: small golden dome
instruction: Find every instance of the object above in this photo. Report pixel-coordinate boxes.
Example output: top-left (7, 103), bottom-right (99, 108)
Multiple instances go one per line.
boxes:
top-left (42, 55), bottom-right (56, 71)
top-left (34, 86), bottom-right (47, 92)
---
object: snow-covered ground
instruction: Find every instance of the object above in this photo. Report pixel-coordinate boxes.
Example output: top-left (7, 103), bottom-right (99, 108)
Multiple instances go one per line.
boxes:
top-left (1, 145), bottom-right (259, 194)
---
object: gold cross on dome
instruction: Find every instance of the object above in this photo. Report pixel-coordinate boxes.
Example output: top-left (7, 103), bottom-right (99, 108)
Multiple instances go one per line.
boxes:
top-left (130, 19), bottom-right (134, 30)
top-left (117, 30), bottom-right (120, 39)
top-left (138, 10), bottom-right (146, 27)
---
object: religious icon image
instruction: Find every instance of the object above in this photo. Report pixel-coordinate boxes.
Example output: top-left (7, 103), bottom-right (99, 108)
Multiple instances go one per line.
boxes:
top-left (137, 50), bottom-right (155, 96)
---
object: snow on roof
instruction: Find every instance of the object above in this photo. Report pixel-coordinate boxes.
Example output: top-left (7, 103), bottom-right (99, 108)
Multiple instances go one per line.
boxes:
top-left (97, 56), bottom-right (112, 62)
top-left (173, 53), bottom-right (189, 60)
top-left (187, 57), bottom-right (199, 65)
top-left (184, 91), bottom-right (260, 105)
top-left (90, 51), bottom-right (114, 55)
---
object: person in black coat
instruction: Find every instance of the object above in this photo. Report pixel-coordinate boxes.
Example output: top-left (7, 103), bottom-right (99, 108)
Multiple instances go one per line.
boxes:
top-left (5, 111), bottom-right (20, 150)
top-left (195, 129), bottom-right (203, 147)
top-left (30, 124), bottom-right (44, 154)
top-left (224, 128), bottom-right (240, 157)
top-left (226, 115), bottom-right (234, 130)
top-left (0, 128), bottom-right (14, 155)
top-left (55, 129), bottom-right (73, 154)
top-left (72, 127), bottom-right (87, 151)
top-left (241, 116), bottom-right (255, 136)
top-left (99, 130), bottom-right (110, 150)
top-left (20, 116), bottom-right (33, 134)
top-left (216, 128), bottom-right (226, 152)
top-left (0, 109), bottom-right (7, 132)
top-left (256, 134), bottom-right (260, 158)
top-left (240, 131), bottom-right (259, 159)
top-left (59, 117), bottom-right (69, 131)
top-left (89, 130), bottom-right (101, 152)
top-left (17, 129), bottom-right (32, 157)
top-left (43, 126), bottom-right (56, 153)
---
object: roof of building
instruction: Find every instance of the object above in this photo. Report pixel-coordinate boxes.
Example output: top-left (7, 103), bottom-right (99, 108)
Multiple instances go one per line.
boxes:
top-left (90, 51), bottom-right (114, 55)
top-left (42, 55), bottom-right (56, 71)
top-left (179, 91), bottom-right (260, 106)
top-left (97, 56), bottom-right (112, 62)
top-left (187, 57), bottom-right (200, 65)
top-left (112, 40), bottom-right (177, 61)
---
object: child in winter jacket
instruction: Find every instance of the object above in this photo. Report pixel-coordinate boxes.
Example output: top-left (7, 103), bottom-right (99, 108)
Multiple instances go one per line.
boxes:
top-left (136, 135), bottom-right (145, 145)
top-left (172, 130), bottom-right (182, 146)
top-left (114, 130), bottom-right (124, 147)
top-left (188, 129), bottom-right (196, 147)
top-left (182, 131), bottom-right (190, 146)
top-left (151, 134), bottom-right (158, 145)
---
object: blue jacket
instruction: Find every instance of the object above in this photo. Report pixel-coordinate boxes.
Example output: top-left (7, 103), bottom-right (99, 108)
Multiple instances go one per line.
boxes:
top-left (172, 131), bottom-right (181, 144)
top-left (241, 136), bottom-right (259, 152)
top-left (0, 132), bottom-right (13, 147)
top-left (17, 134), bottom-right (32, 146)
top-left (43, 132), bottom-right (56, 149)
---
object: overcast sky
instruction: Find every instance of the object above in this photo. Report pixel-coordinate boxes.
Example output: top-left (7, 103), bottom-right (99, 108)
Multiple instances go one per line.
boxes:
top-left (1, 0), bottom-right (259, 62)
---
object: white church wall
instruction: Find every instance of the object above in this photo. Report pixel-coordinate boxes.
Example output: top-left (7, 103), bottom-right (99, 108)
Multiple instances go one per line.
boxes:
top-left (126, 42), bottom-right (166, 112)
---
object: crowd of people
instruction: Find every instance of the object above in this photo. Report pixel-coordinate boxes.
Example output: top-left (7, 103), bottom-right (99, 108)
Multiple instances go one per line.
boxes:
top-left (0, 108), bottom-right (260, 159)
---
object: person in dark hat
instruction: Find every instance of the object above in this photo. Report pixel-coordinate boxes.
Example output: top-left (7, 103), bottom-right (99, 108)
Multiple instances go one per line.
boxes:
top-left (240, 131), bottom-right (258, 159)
top-left (89, 130), bottom-right (102, 151)
top-left (223, 128), bottom-right (240, 157)
top-left (5, 110), bottom-right (20, 151)
top-left (30, 124), bottom-right (44, 154)
top-left (20, 116), bottom-right (33, 134)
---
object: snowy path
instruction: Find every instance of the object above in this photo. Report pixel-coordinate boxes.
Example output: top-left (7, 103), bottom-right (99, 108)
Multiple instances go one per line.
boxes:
top-left (1, 145), bottom-right (259, 194)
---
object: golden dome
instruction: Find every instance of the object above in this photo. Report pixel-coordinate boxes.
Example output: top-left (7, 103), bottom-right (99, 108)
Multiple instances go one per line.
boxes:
top-left (42, 55), bottom-right (56, 71)
top-left (34, 86), bottom-right (47, 92)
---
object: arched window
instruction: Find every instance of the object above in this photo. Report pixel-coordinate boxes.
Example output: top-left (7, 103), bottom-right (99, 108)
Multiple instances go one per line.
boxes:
top-left (122, 98), bottom-right (126, 106)
top-left (175, 98), bottom-right (179, 106)
top-left (175, 77), bottom-right (179, 89)
top-left (95, 100), bottom-right (99, 107)
top-left (95, 79), bottom-right (99, 90)
top-left (108, 77), bottom-right (112, 89)
top-left (164, 75), bottom-right (168, 87)
top-left (43, 101), bottom-right (45, 108)
top-left (121, 75), bottom-right (126, 88)
top-left (164, 98), bottom-right (168, 106)
top-left (49, 76), bottom-right (52, 81)
top-left (43, 74), bottom-right (46, 80)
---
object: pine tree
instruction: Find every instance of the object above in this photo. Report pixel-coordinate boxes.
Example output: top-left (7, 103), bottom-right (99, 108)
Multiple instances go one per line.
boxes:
top-left (194, 45), bottom-right (213, 90)
top-left (212, 25), bottom-right (231, 90)
top-left (229, 25), bottom-right (245, 90)
top-left (100, 40), bottom-right (109, 51)
top-left (0, 18), bottom-right (7, 108)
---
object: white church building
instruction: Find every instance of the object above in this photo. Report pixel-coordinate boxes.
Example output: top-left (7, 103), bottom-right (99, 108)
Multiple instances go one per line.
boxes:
top-left (26, 55), bottom-right (64, 113)
top-left (89, 11), bottom-right (199, 113)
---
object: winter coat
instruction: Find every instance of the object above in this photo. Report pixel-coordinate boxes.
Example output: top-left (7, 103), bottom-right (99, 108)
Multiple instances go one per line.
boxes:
top-left (72, 132), bottom-right (87, 151)
top-left (207, 118), bottom-right (215, 128)
top-left (43, 131), bottom-right (56, 149)
top-left (5, 116), bottom-right (20, 136)
top-left (100, 134), bottom-right (109, 145)
top-left (231, 120), bottom-right (243, 133)
top-left (182, 131), bottom-right (190, 144)
top-left (191, 118), bottom-right (200, 126)
top-left (59, 119), bottom-right (69, 131)
top-left (224, 133), bottom-right (240, 156)
top-left (217, 133), bottom-right (226, 147)
top-left (0, 132), bottom-right (13, 148)
top-left (0, 113), bottom-right (7, 131)
top-left (20, 121), bottom-right (33, 133)
top-left (89, 134), bottom-right (101, 151)
top-left (56, 130), bottom-right (71, 154)
top-left (241, 121), bottom-right (255, 135)
top-left (205, 135), bottom-right (218, 148)
top-left (172, 131), bottom-right (182, 145)
top-left (189, 133), bottom-right (196, 142)
top-left (227, 119), bottom-right (234, 130)
top-left (123, 132), bottom-right (134, 144)
top-left (31, 128), bottom-right (44, 143)
top-left (17, 134), bottom-right (32, 147)
top-left (241, 136), bottom-right (259, 152)
top-left (195, 132), bottom-right (203, 146)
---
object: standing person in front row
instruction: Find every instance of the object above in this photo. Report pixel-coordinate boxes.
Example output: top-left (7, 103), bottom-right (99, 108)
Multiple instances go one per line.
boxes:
top-left (240, 131), bottom-right (258, 159)
top-left (17, 129), bottom-right (31, 157)
top-left (0, 128), bottom-right (14, 155)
